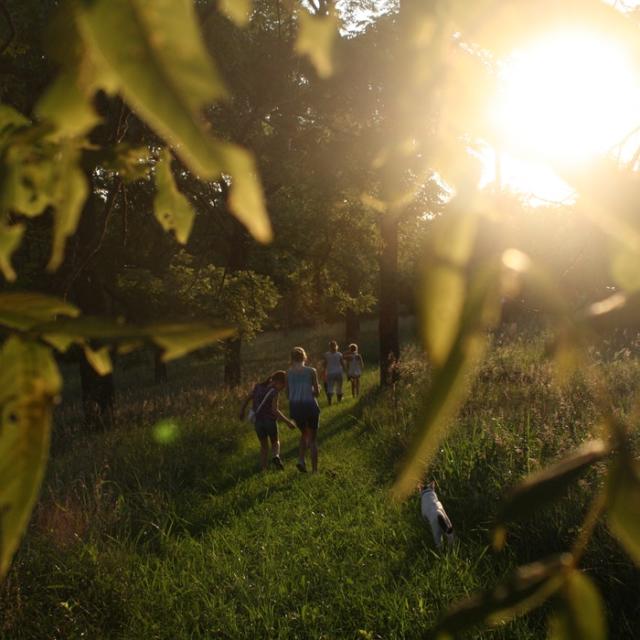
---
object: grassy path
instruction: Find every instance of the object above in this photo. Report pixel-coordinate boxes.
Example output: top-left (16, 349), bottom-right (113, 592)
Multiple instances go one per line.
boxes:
top-left (109, 373), bottom-right (538, 640)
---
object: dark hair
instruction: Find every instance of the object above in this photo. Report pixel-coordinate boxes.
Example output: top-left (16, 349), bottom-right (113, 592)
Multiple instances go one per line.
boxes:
top-left (260, 370), bottom-right (287, 386)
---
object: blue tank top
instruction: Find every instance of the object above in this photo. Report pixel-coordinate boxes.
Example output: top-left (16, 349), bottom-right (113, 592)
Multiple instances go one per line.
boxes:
top-left (287, 366), bottom-right (317, 404)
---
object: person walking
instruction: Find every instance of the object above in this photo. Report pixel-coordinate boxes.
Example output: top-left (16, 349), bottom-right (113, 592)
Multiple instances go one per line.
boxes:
top-left (287, 346), bottom-right (321, 473)
top-left (323, 340), bottom-right (345, 405)
top-left (345, 343), bottom-right (364, 398)
top-left (240, 371), bottom-right (296, 471)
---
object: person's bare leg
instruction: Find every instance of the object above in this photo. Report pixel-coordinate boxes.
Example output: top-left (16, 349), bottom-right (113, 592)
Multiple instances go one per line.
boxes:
top-left (355, 377), bottom-right (360, 397)
top-left (270, 433), bottom-right (280, 459)
top-left (297, 430), bottom-right (307, 471)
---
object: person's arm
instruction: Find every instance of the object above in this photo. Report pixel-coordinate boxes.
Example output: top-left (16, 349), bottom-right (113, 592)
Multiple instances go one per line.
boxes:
top-left (359, 354), bottom-right (364, 369)
top-left (311, 368), bottom-right (320, 397)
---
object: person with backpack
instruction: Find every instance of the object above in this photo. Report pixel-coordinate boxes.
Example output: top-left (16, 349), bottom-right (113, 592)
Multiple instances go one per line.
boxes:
top-left (287, 347), bottom-right (321, 473)
top-left (240, 370), bottom-right (296, 471)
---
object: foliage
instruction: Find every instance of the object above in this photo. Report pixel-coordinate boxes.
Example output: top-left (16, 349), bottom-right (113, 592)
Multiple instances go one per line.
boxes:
top-left (0, 0), bottom-right (340, 581)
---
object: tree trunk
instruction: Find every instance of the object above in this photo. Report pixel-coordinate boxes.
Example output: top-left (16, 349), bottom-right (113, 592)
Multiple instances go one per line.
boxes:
top-left (378, 212), bottom-right (400, 387)
top-left (223, 216), bottom-right (248, 387)
top-left (345, 309), bottom-right (360, 345)
top-left (224, 337), bottom-right (242, 387)
top-left (80, 351), bottom-right (115, 431)
top-left (345, 268), bottom-right (361, 345)
top-left (154, 347), bottom-right (168, 383)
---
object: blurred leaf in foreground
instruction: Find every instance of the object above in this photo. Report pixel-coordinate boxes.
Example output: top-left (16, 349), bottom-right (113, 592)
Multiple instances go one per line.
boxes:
top-left (606, 453), bottom-right (640, 565)
top-left (154, 148), bottom-right (196, 245)
top-left (494, 439), bottom-right (609, 547)
top-left (0, 293), bottom-right (79, 331)
top-left (295, 9), bottom-right (339, 79)
top-left (548, 570), bottom-right (606, 640)
top-left (0, 337), bottom-right (61, 578)
top-left (433, 554), bottom-right (571, 638)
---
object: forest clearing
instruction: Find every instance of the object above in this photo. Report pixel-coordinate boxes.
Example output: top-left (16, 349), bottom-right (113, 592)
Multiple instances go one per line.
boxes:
top-left (1, 320), bottom-right (639, 638)
top-left (3, 1), bottom-right (640, 638)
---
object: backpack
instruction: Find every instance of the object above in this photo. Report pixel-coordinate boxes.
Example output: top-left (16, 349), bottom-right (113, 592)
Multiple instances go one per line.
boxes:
top-left (248, 384), bottom-right (274, 423)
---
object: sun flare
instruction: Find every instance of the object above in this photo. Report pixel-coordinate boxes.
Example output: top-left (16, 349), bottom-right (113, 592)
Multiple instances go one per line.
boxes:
top-left (491, 29), bottom-right (640, 182)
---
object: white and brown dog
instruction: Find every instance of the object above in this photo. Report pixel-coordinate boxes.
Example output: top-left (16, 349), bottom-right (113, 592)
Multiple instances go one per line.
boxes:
top-left (420, 481), bottom-right (454, 549)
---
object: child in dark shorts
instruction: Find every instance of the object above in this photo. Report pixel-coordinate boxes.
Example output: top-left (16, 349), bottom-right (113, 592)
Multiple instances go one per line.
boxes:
top-left (287, 347), bottom-right (321, 473)
top-left (240, 371), bottom-right (296, 471)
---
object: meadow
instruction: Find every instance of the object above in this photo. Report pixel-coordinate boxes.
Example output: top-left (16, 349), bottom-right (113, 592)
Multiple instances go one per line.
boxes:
top-left (1, 320), bottom-right (639, 639)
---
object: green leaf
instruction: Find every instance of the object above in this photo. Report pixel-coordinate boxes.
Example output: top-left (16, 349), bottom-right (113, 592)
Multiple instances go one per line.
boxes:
top-left (606, 454), bottom-right (640, 565)
top-left (548, 571), bottom-right (606, 640)
top-left (392, 266), bottom-right (498, 500)
top-left (149, 323), bottom-right (235, 361)
top-left (0, 104), bottom-right (30, 145)
top-left (30, 316), bottom-right (234, 361)
top-left (434, 554), bottom-right (571, 638)
top-left (0, 337), bottom-right (61, 578)
top-left (0, 224), bottom-right (25, 282)
top-left (295, 9), bottom-right (339, 79)
top-left (35, 71), bottom-right (101, 139)
top-left (609, 241), bottom-right (640, 293)
top-left (154, 148), bottom-right (195, 244)
top-left (75, 0), bottom-right (229, 178)
top-left (83, 345), bottom-right (113, 376)
top-left (495, 440), bottom-right (609, 536)
top-left (217, 0), bottom-right (252, 26)
top-left (421, 208), bottom-right (478, 367)
top-left (221, 143), bottom-right (272, 243)
top-left (2, 144), bottom-right (58, 217)
top-left (47, 144), bottom-right (89, 271)
top-left (0, 293), bottom-right (79, 332)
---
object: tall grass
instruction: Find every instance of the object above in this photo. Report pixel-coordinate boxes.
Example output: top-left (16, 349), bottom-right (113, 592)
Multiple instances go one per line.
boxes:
top-left (1, 323), bottom-right (639, 639)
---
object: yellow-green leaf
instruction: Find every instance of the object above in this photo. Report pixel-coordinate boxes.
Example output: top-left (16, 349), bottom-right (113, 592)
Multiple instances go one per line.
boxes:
top-left (295, 9), bottom-right (339, 79)
top-left (548, 571), bottom-right (606, 640)
top-left (35, 71), bottom-right (101, 139)
top-left (76, 0), bottom-right (228, 178)
top-left (0, 224), bottom-right (25, 282)
top-left (0, 104), bottom-right (30, 145)
top-left (83, 345), bottom-right (113, 376)
top-left (0, 337), bottom-right (61, 578)
top-left (154, 149), bottom-right (195, 244)
top-left (150, 323), bottom-right (235, 361)
top-left (434, 554), bottom-right (571, 638)
top-left (606, 454), bottom-right (640, 565)
top-left (222, 143), bottom-right (272, 243)
top-left (47, 145), bottom-right (89, 271)
top-left (495, 440), bottom-right (609, 533)
top-left (217, 0), bottom-right (252, 26)
top-left (609, 241), bottom-right (640, 293)
top-left (421, 208), bottom-right (478, 367)
top-left (0, 293), bottom-right (79, 331)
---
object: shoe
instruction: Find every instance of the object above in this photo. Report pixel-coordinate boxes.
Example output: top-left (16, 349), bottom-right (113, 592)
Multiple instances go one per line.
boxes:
top-left (272, 456), bottom-right (285, 470)
top-left (296, 461), bottom-right (307, 473)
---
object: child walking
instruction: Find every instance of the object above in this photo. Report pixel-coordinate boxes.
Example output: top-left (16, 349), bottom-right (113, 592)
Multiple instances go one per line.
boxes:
top-left (346, 343), bottom-right (364, 398)
top-left (287, 347), bottom-right (321, 473)
top-left (240, 371), bottom-right (296, 471)
top-left (323, 340), bottom-right (345, 404)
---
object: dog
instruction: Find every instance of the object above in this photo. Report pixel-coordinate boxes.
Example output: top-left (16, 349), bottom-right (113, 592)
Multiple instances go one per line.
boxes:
top-left (419, 481), bottom-right (454, 549)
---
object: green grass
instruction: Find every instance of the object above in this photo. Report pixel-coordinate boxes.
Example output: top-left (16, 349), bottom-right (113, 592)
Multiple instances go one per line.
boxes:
top-left (1, 325), bottom-right (639, 639)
